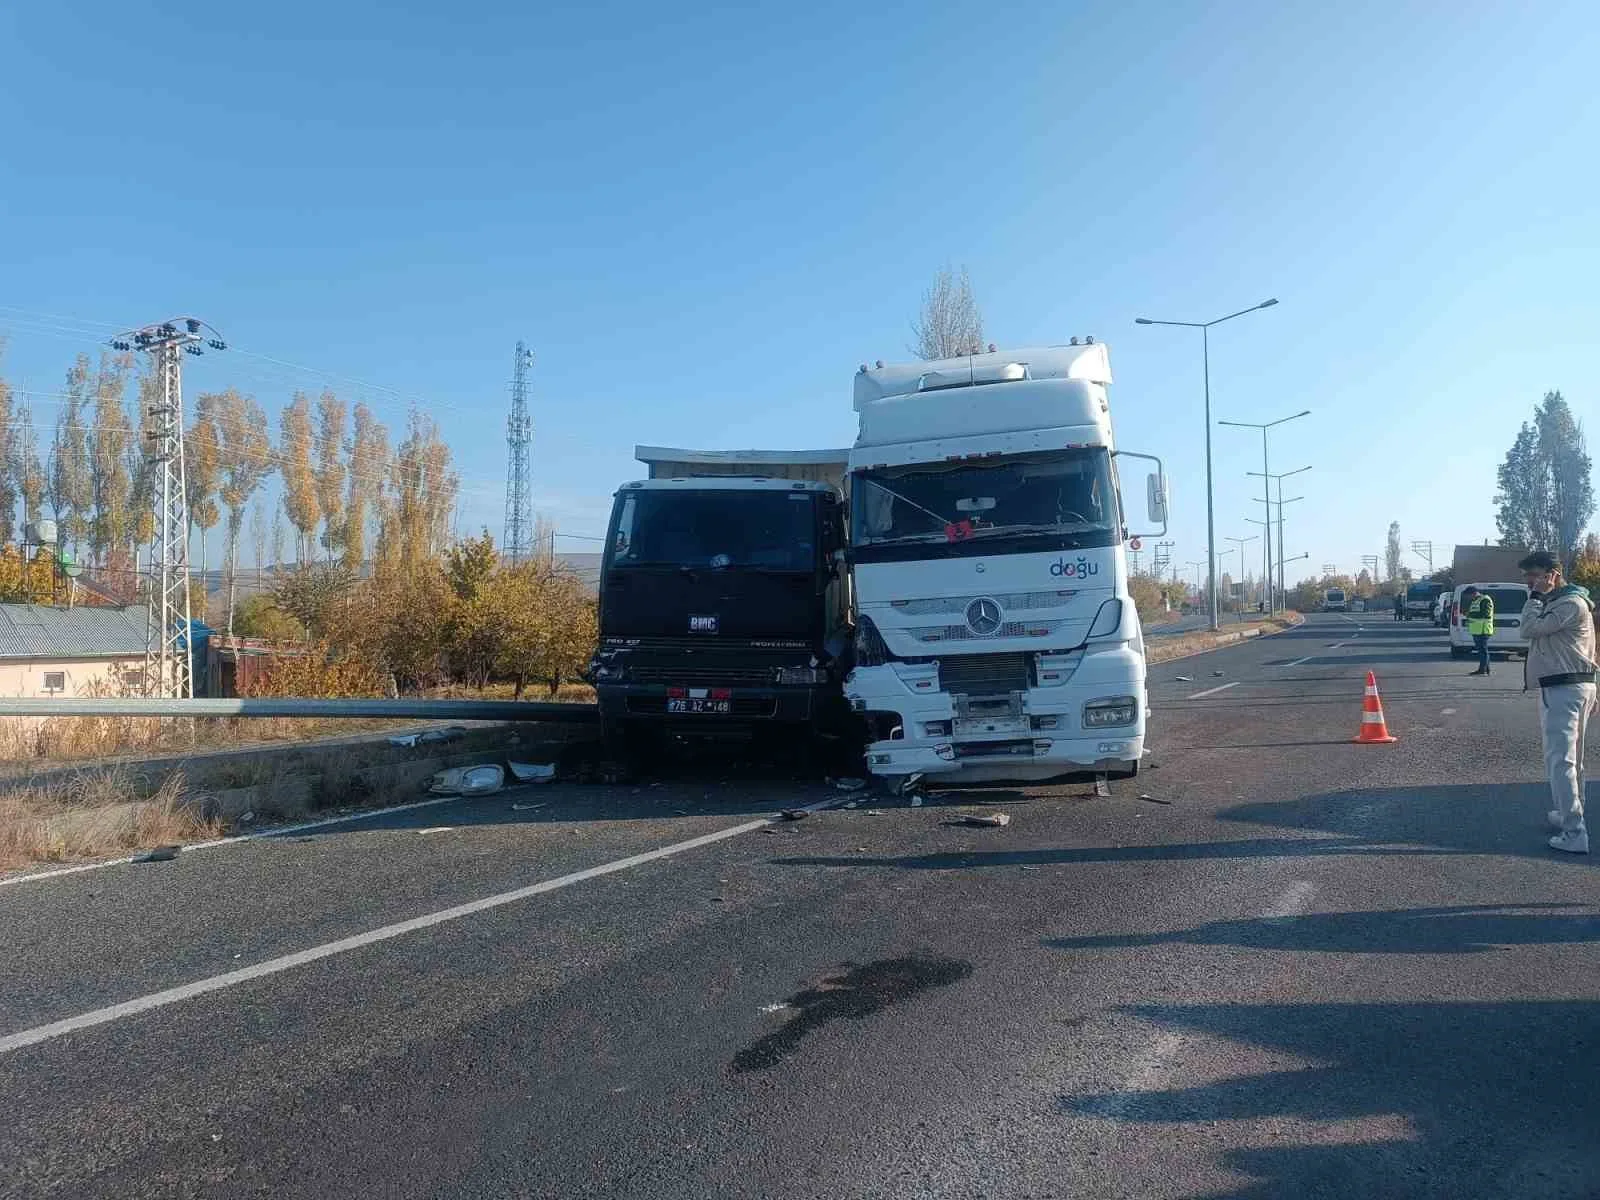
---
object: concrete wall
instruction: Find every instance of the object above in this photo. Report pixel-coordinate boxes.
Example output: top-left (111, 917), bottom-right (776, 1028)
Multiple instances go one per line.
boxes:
top-left (0, 656), bottom-right (143, 698)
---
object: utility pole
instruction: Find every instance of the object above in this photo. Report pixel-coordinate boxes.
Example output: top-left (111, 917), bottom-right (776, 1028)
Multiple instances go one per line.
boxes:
top-left (1154, 539), bottom-right (1174, 581)
top-left (1411, 539), bottom-right (1434, 576)
top-left (110, 318), bottom-right (226, 699)
top-left (503, 342), bottom-right (534, 565)
top-left (1362, 554), bottom-right (1381, 590)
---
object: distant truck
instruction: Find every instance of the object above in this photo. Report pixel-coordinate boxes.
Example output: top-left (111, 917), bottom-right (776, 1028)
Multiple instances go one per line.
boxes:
top-left (1403, 581), bottom-right (1444, 620)
top-left (587, 447), bottom-right (854, 764)
top-left (1323, 587), bottom-right (1347, 612)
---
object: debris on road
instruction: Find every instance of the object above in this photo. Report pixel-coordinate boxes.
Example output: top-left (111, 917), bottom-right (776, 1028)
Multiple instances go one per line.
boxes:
top-left (963, 812), bottom-right (1011, 828)
top-left (510, 802), bottom-right (547, 812)
top-left (910, 796), bottom-right (923, 807)
top-left (779, 808), bottom-right (809, 821)
top-left (830, 777), bottom-right (869, 793)
top-left (1174, 675), bottom-right (1194, 682)
top-left (427, 764), bottom-right (505, 796)
top-left (506, 762), bottom-right (557, 784)
top-left (1139, 793), bottom-right (1173, 806)
top-left (843, 801), bottom-right (859, 810)
top-left (236, 811), bottom-right (255, 824)
top-left (864, 809), bottom-right (884, 816)
top-left (387, 733), bottom-right (421, 748)
top-left (419, 726), bottom-right (468, 745)
top-left (1211, 670), bottom-right (1225, 677)
top-left (1020, 865), bottom-right (1042, 871)
top-left (1094, 775), bottom-right (1111, 798)
top-left (132, 845), bottom-right (180, 863)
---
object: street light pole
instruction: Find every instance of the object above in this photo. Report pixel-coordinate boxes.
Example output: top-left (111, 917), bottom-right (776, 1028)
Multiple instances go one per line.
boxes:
top-left (1220, 409), bottom-right (1310, 617)
top-left (1248, 464), bottom-right (1311, 610)
top-left (1223, 536), bottom-right (1256, 616)
top-left (1136, 298), bottom-right (1279, 633)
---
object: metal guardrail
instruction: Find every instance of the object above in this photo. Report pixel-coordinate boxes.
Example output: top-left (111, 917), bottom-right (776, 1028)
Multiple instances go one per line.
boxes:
top-left (0, 698), bottom-right (600, 723)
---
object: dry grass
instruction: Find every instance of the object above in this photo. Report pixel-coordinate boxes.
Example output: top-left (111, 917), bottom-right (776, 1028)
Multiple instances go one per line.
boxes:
top-left (1147, 616), bottom-right (1300, 664)
top-left (0, 769), bottom-right (220, 872)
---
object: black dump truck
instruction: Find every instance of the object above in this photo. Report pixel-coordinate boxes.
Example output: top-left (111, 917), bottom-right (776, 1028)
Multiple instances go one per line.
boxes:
top-left (587, 447), bottom-right (854, 766)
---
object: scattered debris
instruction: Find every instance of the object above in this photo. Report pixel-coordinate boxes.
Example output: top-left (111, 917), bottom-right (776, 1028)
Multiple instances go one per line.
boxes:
top-left (133, 845), bottom-right (180, 863)
top-left (779, 808), bottom-right (809, 821)
top-left (1211, 670), bottom-right (1225, 677)
top-left (1020, 865), bottom-right (1042, 871)
top-left (843, 801), bottom-right (859, 810)
top-left (419, 726), bottom-right (469, 745)
top-left (1139, 793), bottom-right (1173, 805)
top-left (387, 733), bottom-right (421, 748)
top-left (1093, 775), bottom-right (1111, 798)
top-left (236, 811), bottom-right (255, 824)
top-left (830, 777), bottom-right (869, 793)
top-left (1174, 675), bottom-right (1194, 683)
top-left (888, 772), bottom-right (925, 797)
top-left (864, 809), bottom-right (884, 816)
top-left (427, 764), bottom-right (505, 796)
top-left (963, 812), bottom-right (1011, 828)
top-left (910, 796), bottom-right (923, 808)
top-left (510, 802), bottom-right (547, 812)
top-left (506, 762), bottom-right (557, 784)
top-left (417, 826), bottom-right (455, 835)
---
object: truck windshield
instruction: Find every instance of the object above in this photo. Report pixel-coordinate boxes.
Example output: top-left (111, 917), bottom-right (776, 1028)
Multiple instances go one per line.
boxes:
top-left (851, 449), bottom-right (1118, 561)
top-left (606, 489), bottom-right (817, 573)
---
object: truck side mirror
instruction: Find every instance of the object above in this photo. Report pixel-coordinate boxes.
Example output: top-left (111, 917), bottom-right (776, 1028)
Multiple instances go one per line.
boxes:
top-left (1146, 472), bottom-right (1169, 524)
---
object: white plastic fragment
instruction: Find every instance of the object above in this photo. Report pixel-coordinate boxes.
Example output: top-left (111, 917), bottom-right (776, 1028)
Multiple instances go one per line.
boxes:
top-left (963, 812), bottom-right (1011, 828)
top-left (507, 762), bottom-right (557, 784)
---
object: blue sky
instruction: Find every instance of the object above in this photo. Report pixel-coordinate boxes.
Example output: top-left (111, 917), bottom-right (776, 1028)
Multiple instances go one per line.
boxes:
top-left (2, 0), bottom-right (1597, 582)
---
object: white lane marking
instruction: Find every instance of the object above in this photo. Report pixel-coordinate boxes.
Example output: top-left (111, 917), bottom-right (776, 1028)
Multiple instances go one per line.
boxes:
top-left (1282, 655), bottom-right (1315, 667)
top-left (1086, 878), bottom-right (1315, 1117)
top-left (1326, 641), bottom-right (1347, 649)
top-left (1441, 708), bottom-right (1456, 716)
top-left (0, 794), bottom-right (476, 891)
top-left (1185, 681), bottom-right (1240, 700)
top-left (1262, 879), bottom-right (1316, 919)
top-left (0, 798), bottom-right (838, 1056)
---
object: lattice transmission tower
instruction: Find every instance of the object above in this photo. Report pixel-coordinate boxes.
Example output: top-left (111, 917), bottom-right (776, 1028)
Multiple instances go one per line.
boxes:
top-left (110, 318), bottom-right (226, 698)
top-left (503, 342), bottom-right (534, 564)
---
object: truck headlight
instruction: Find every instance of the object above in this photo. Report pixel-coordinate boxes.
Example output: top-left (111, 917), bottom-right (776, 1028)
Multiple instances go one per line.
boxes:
top-left (1083, 696), bottom-right (1138, 728)
top-left (1087, 599), bottom-right (1124, 640)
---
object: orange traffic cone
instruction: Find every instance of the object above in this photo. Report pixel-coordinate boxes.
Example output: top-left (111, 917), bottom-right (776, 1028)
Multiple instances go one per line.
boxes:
top-left (1353, 670), bottom-right (1398, 744)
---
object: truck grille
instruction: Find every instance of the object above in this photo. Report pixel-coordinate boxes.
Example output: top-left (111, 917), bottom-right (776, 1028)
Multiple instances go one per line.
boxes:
top-left (629, 665), bottom-right (775, 687)
top-left (935, 653), bottom-right (1030, 696)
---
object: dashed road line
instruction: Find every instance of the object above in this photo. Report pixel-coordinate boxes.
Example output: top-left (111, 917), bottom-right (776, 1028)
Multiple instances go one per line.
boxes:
top-left (1185, 681), bottom-right (1240, 700)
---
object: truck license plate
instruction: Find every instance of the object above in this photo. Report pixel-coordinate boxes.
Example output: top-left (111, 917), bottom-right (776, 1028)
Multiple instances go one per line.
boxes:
top-left (667, 698), bottom-right (730, 714)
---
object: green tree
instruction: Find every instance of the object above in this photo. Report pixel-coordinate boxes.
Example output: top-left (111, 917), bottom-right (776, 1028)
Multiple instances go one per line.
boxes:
top-left (273, 560), bottom-right (356, 640)
top-left (1496, 391), bottom-right (1595, 567)
top-left (446, 531), bottom-right (497, 602)
top-left (1384, 521), bottom-right (1402, 585)
top-left (0, 346), bottom-right (19, 542)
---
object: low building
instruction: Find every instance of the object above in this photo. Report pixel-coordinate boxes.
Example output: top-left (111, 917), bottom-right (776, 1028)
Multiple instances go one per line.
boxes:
top-left (0, 604), bottom-right (149, 697)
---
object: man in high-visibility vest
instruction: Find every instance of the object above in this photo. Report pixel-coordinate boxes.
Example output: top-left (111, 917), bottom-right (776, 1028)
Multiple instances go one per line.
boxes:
top-left (1462, 586), bottom-right (1496, 676)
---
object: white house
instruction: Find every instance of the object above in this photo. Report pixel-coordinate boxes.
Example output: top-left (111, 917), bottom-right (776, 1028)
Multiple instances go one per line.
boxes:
top-left (0, 604), bottom-right (148, 698)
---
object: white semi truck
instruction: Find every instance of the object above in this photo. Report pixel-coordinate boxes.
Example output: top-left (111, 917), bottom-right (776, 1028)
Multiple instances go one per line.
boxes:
top-left (843, 341), bottom-right (1167, 783)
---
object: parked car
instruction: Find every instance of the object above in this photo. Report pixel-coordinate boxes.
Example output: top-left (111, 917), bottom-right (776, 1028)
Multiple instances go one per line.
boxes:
top-left (1448, 582), bottom-right (1531, 659)
top-left (1432, 592), bottom-right (1452, 627)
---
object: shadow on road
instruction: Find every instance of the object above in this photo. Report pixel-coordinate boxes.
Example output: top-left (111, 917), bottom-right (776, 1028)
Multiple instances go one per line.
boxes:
top-left (1059, 1000), bottom-right (1600, 1198)
top-left (1222, 784), bottom-right (1596, 868)
top-left (1046, 902), bottom-right (1600, 955)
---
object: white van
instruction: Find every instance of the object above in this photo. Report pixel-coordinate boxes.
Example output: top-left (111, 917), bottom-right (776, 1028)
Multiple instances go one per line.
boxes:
top-left (1448, 582), bottom-right (1531, 659)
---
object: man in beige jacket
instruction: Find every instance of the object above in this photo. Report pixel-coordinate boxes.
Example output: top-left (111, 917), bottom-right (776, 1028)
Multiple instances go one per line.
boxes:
top-left (1520, 551), bottom-right (1595, 854)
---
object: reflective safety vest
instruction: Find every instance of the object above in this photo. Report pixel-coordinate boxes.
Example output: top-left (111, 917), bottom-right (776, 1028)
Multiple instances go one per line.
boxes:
top-left (1466, 594), bottom-right (1495, 636)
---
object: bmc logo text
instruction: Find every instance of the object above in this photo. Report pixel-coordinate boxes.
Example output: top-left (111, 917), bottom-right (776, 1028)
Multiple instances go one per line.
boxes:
top-left (1050, 557), bottom-right (1101, 579)
top-left (689, 615), bottom-right (719, 633)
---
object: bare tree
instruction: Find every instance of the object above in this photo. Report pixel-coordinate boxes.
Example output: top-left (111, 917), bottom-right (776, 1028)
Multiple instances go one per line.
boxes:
top-left (910, 265), bottom-right (985, 360)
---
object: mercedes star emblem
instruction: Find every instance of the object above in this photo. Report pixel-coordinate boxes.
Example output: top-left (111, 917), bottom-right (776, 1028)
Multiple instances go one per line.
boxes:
top-left (965, 597), bottom-right (1003, 637)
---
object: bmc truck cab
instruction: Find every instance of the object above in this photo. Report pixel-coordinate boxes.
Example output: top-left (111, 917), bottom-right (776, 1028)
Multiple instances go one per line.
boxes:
top-left (843, 342), bottom-right (1166, 784)
top-left (588, 474), bottom-right (852, 760)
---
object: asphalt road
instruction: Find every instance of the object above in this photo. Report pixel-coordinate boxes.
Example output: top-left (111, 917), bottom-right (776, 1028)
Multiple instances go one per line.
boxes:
top-left (4, 613), bottom-right (1598, 1199)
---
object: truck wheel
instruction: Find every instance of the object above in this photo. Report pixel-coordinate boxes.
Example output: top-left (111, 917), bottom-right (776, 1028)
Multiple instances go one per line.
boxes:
top-left (1450, 645), bottom-right (1469, 659)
